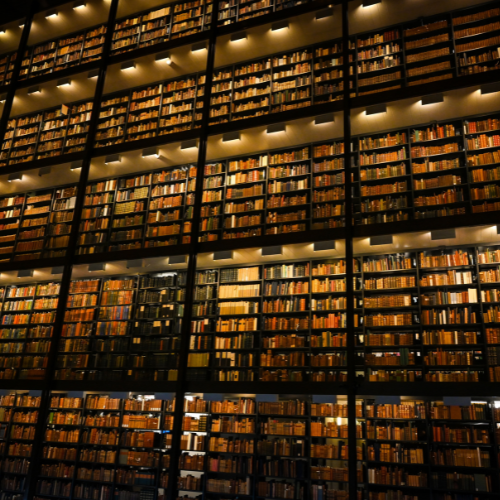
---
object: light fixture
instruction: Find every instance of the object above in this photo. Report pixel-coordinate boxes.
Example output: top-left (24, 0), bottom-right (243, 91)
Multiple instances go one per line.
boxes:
top-left (126, 259), bottom-right (143, 269)
top-left (181, 139), bottom-right (198, 150)
top-left (46, 9), bottom-right (58, 18)
top-left (27, 86), bottom-right (41, 95)
top-left (88, 263), bottom-right (106, 272)
top-left (142, 147), bottom-right (159, 158)
top-left (0, 29), bottom-right (5, 35)
top-left (57, 78), bottom-right (71, 87)
top-left (0, 93), bottom-right (6, 103)
top-left (73, 0), bottom-right (86, 9)
top-left (271, 20), bottom-right (289, 31)
top-left (19, 18), bottom-right (26, 28)
top-left (267, 123), bottom-right (286, 134)
top-left (51, 266), bottom-right (64, 275)
top-left (363, 0), bottom-right (381, 6)
top-left (370, 235), bottom-right (393, 246)
top-left (366, 103), bottom-right (386, 115)
top-left (155, 52), bottom-right (172, 64)
top-left (262, 245), bottom-right (282, 256)
top-left (421, 93), bottom-right (443, 105)
top-left (18, 270), bottom-right (34, 278)
top-left (222, 131), bottom-right (240, 142)
top-left (169, 255), bottom-right (187, 264)
top-left (314, 240), bottom-right (335, 251)
top-left (88, 69), bottom-right (99, 79)
top-left (315, 7), bottom-right (333, 20)
top-left (231, 31), bottom-right (247, 42)
top-left (214, 250), bottom-right (233, 260)
top-left (71, 160), bottom-right (83, 170)
top-left (8, 173), bottom-right (22, 182)
top-left (120, 61), bottom-right (136, 71)
top-left (192, 42), bottom-right (207, 52)
top-left (481, 82), bottom-right (500, 95)
top-left (39, 166), bottom-right (51, 176)
top-left (104, 154), bottom-right (121, 164)
top-left (315, 113), bottom-right (334, 125)
top-left (431, 228), bottom-right (456, 240)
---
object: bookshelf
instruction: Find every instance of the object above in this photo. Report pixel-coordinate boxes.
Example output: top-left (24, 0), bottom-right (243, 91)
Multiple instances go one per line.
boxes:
top-left (0, 51), bottom-right (17, 87)
top-left (110, 0), bottom-right (213, 56)
top-left (178, 395), bottom-right (351, 500)
top-left (189, 259), bottom-right (358, 381)
top-left (0, 100), bottom-right (94, 166)
top-left (78, 165), bottom-right (195, 256)
top-left (0, 391), bottom-right (41, 498)
top-left (34, 392), bottom-right (174, 500)
top-left (55, 271), bottom-right (186, 382)
top-left (16, 24), bottom-right (107, 81)
top-left (0, 281), bottom-right (60, 380)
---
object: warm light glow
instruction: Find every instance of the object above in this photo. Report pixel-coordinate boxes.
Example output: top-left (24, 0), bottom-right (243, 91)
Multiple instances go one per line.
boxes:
top-left (46, 10), bottom-right (58, 18)
top-left (73, 1), bottom-right (87, 9)
top-left (0, 29), bottom-right (5, 35)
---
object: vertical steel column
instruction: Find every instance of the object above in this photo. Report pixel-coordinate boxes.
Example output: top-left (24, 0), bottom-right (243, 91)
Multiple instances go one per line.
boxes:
top-left (0, 0), bottom-right (35, 154)
top-left (166, 3), bottom-right (221, 500)
top-left (24, 2), bottom-right (120, 498)
top-left (341, 1), bottom-right (358, 500)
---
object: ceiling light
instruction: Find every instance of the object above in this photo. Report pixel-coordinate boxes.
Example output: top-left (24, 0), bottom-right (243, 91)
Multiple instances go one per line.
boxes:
top-left (27, 86), bottom-right (41, 95)
top-left (271, 20), bottom-right (289, 31)
top-left (262, 246), bottom-right (282, 256)
top-left (267, 123), bottom-right (286, 134)
top-left (18, 270), bottom-right (34, 278)
top-left (51, 267), bottom-right (64, 275)
top-left (222, 131), bottom-right (240, 142)
top-left (104, 154), bottom-right (121, 164)
top-left (73, 0), bottom-right (86, 9)
top-left (127, 259), bottom-right (143, 269)
top-left (155, 52), bottom-right (171, 64)
top-left (0, 29), bottom-right (5, 35)
top-left (46, 9), bottom-right (58, 18)
top-left (19, 19), bottom-right (25, 28)
top-left (214, 251), bottom-right (233, 260)
top-left (142, 147), bottom-right (159, 158)
top-left (71, 160), bottom-right (83, 170)
top-left (120, 61), bottom-right (136, 71)
top-left (8, 173), bottom-right (22, 182)
top-left (370, 235), bottom-right (393, 246)
top-left (365, 103), bottom-right (386, 115)
top-left (192, 42), bottom-right (207, 52)
top-left (57, 78), bottom-right (71, 87)
top-left (88, 69), bottom-right (99, 79)
top-left (315, 113), bottom-right (334, 125)
top-left (181, 139), bottom-right (198, 150)
top-left (231, 31), bottom-right (247, 42)
top-left (0, 93), bottom-right (6, 103)
top-left (421, 93), bottom-right (443, 105)
top-left (314, 241), bottom-right (335, 251)
top-left (481, 82), bottom-right (500, 95)
top-left (363, 0), bottom-right (381, 6)
top-left (88, 263), bottom-right (106, 272)
top-left (169, 255), bottom-right (187, 264)
top-left (431, 229), bottom-right (456, 240)
top-left (315, 7), bottom-right (333, 20)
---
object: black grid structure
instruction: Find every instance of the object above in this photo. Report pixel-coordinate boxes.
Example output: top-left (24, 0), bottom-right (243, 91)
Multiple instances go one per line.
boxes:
top-left (1, 1), bottom-right (500, 500)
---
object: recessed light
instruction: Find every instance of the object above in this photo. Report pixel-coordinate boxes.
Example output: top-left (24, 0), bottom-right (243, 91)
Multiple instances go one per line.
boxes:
top-left (0, 93), bottom-right (6, 103)
top-left (8, 173), bottom-right (22, 182)
top-left (120, 61), bottom-right (136, 71)
top-left (51, 266), bottom-right (64, 275)
top-left (155, 52), bottom-right (171, 64)
top-left (231, 31), bottom-right (247, 42)
top-left (169, 255), bottom-right (187, 264)
top-left (104, 154), bottom-right (121, 164)
top-left (88, 263), bottom-right (106, 272)
top-left (0, 29), bottom-right (5, 35)
top-left (88, 69), bottom-right (99, 79)
top-left (421, 93), bottom-right (443, 105)
top-left (46, 9), bottom-right (58, 18)
top-left (363, 0), bottom-right (381, 6)
top-left (73, 0), bottom-right (86, 9)
top-left (57, 78), bottom-right (71, 87)
top-left (481, 82), bottom-right (500, 95)
top-left (18, 270), bottom-right (34, 278)
top-left (71, 160), bottom-right (83, 170)
top-left (262, 246), bottom-right (282, 256)
top-left (365, 103), bottom-right (386, 115)
top-left (267, 123), bottom-right (286, 134)
top-left (142, 147), bottom-right (159, 158)
top-left (271, 20), bottom-right (289, 31)
top-left (370, 235), bottom-right (393, 246)
top-left (27, 86), bottom-right (41, 95)
top-left (315, 7), bottom-right (333, 20)
top-left (315, 113), bottom-right (334, 125)
top-left (214, 251), bottom-right (233, 260)
top-left (222, 131), bottom-right (240, 142)
top-left (180, 139), bottom-right (198, 150)
top-left (431, 229), bottom-right (456, 240)
top-left (19, 19), bottom-right (26, 28)
top-left (192, 42), bottom-right (207, 52)
top-left (126, 259), bottom-right (143, 269)
top-left (314, 241), bottom-right (335, 251)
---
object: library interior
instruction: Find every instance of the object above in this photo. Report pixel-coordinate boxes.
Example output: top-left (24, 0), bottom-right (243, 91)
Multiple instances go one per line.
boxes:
top-left (1, 0), bottom-right (500, 499)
